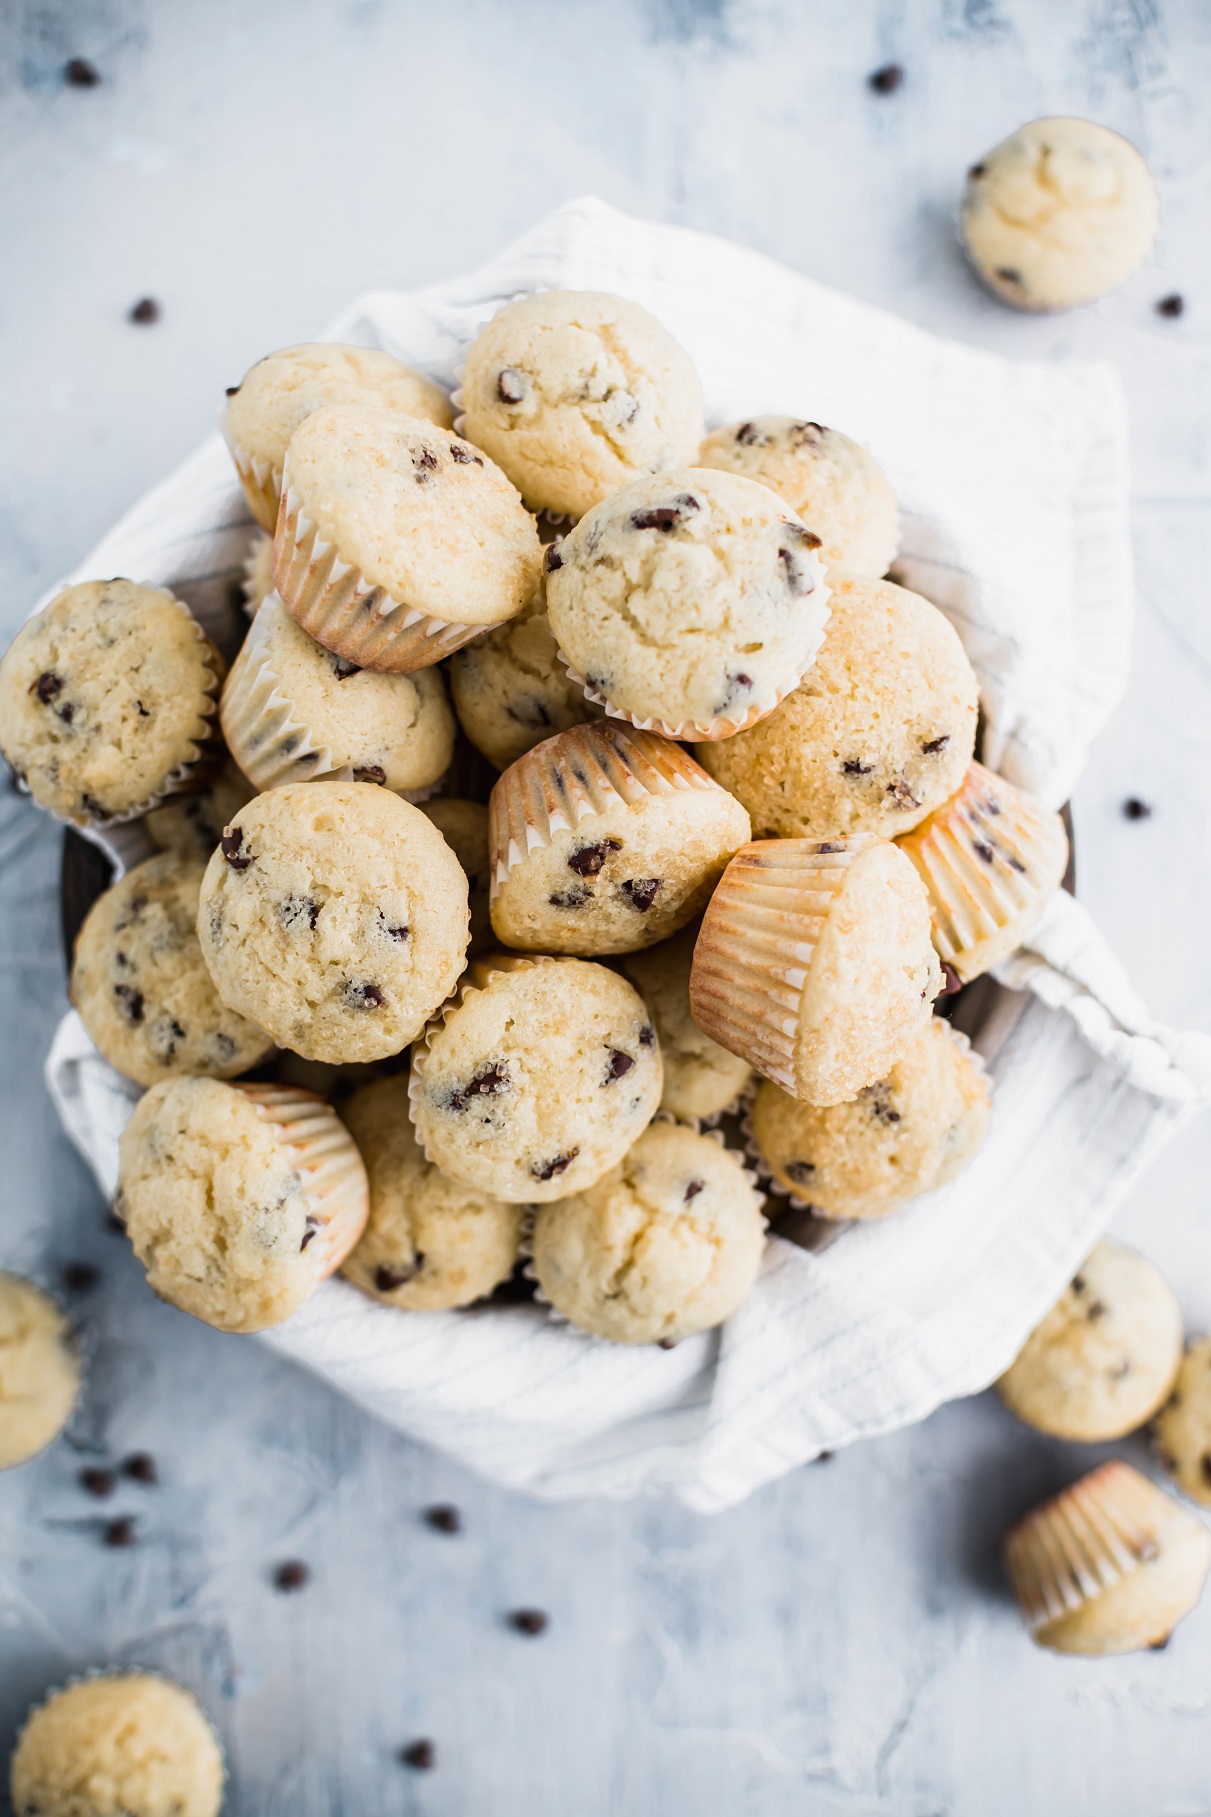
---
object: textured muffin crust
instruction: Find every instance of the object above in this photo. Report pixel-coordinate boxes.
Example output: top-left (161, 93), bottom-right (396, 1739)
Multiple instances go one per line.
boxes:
top-left (419, 797), bottom-right (492, 948)
top-left (545, 468), bottom-right (829, 735)
top-left (460, 289), bottom-right (704, 519)
top-left (697, 576), bottom-right (978, 839)
top-left (198, 781), bottom-right (469, 1064)
top-left (0, 580), bottom-right (222, 825)
top-left (1155, 1335), bottom-right (1211, 1508)
top-left (72, 852), bottom-right (274, 1088)
top-left (618, 927), bottom-right (752, 1124)
top-left (145, 756), bottom-right (255, 858)
top-left (750, 1017), bottom-right (990, 1219)
top-left (961, 117), bottom-right (1159, 312)
top-left (531, 1121), bottom-right (766, 1345)
top-left (10, 1673), bottom-right (224, 1817)
top-left (449, 593), bottom-right (602, 770)
top-left (411, 957), bottom-right (662, 1203)
top-left (697, 417), bottom-right (898, 578)
top-left (341, 1075), bottom-right (524, 1309)
top-left (0, 1274), bottom-right (80, 1471)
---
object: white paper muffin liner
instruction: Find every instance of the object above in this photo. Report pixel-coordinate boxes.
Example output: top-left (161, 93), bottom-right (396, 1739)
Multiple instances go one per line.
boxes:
top-left (222, 422), bottom-right (282, 533)
top-left (241, 530), bottom-right (275, 619)
top-left (233, 1083), bottom-right (368, 1282)
top-left (272, 472), bottom-right (498, 674)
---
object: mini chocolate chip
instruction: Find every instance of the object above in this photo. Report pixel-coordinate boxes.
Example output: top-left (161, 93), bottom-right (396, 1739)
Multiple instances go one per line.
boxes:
top-left (735, 422), bottom-right (764, 445)
top-left (274, 1559), bottom-right (310, 1591)
top-left (331, 654), bottom-right (361, 679)
top-left (972, 840), bottom-right (995, 863)
top-left (788, 421), bottom-right (825, 447)
top-left (605, 1048), bottom-right (634, 1082)
top-left (225, 384), bottom-right (240, 396)
top-left (415, 447), bottom-right (439, 480)
top-left (113, 983), bottom-right (144, 1023)
top-left (684, 1178), bottom-right (705, 1202)
top-left (122, 1452), bottom-right (158, 1485)
top-left (548, 885), bottom-right (591, 909)
top-left (1123, 797), bottom-right (1152, 820)
top-left (868, 62), bottom-right (904, 93)
top-left (509, 1608), bottom-right (549, 1636)
top-left (779, 524), bottom-right (822, 594)
top-left (507, 697), bottom-right (552, 728)
top-left (65, 56), bottom-right (101, 86)
top-left (300, 1216), bottom-right (321, 1252)
top-left (620, 877), bottom-right (659, 912)
top-left (842, 759), bottom-right (873, 776)
top-left (402, 1739), bottom-right (436, 1771)
top-left (658, 1337), bottom-right (677, 1349)
top-left (1200, 1454), bottom-right (1211, 1487)
top-left (995, 268), bottom-right (1024, 287)
top-left (638, 1024), bottom-right (656, 1047)
top-left (459, 1064), bottom-right (510, 1105)
top-left (629, 493), bottom-right (700, 533)
top-left (353, 764), bottom-right (386, 784)
top-left (63, 1262), bottom-right (99, 1293)
top-left (785, 1161), bottom-right (815, 1185)
top-left (1086, 1299), bottom-right (1106, 1321)
top-left (32, 671), bottom-right (62, 704)
top-left (888, 776), bottom-right (921, 811)
top-left (450, 442), bottom-right (482, 464)
top-left (817, 841), bottom-right (845, 854)
top-left (569, 838), bottom-right (621, 877)
top-left (424, 1504), bottom-right (462, 1534)
top-left (105, 1209), bottom-right (126, 1234)
top-left (1156, 294), bottom-right (1185, 318)
top-left (56, 700), bottom-right (77, 724)
top-left (375, 1261), bottom-right (419, 1292)
top-left (938, 962), bottom-right (963, 997)
top-left (220, 825), bottom-right (251, 870)
top-left (104, 1516), bottom-right (137, 1548)
top-left (1072, 1274), bottom-right (1086, 1294)
top-left (279, 895), bottom-right (319, 933)
top-left (921, 734), bottom-right (950, 754)
top-left (210, 1032), bottom-right (236, 1064)
top-left (1149, 1635), bottom-right (1171, 1651)
top-left (814, 1450), bottom-right (834, 1463)
top-left (384, 921), bottom-right (410, 941)
top-left (497, 368), bottom-right (527, 402)
top-left (1007, 855), bottom-right (1026, 874)
top-left (968, 162), bottom-right (986, 180)
top-left (130, 297), bottom-right (160, 325)
top-left (344, 980), bottom-right (385, 1009)
top-left (531, 1149), bottom-right (578, 1182)
top-left (543, 542), bottom-right (564, 573)
top-left (80, 1467), bottom-right (116, 1498)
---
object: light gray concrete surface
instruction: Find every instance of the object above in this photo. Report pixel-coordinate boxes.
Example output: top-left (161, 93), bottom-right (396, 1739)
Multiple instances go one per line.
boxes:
top-left (2, 3), bottom-right (1211, 1812)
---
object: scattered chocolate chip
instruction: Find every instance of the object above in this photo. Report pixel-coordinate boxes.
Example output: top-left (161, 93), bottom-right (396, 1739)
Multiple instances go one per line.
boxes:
top-left (735, 422), bottom-right (764, 445)
top-left (938, 962), bottom-right (963, 997)
top-left (968, 162), bottom-right (986, 180)
top-left (1122, 797), bottom-right (1152, 820)
top-left (972, 840), bottom-right (995, 864)
top-left (424, 1504), bottom-right (462, 1534)
top-left (210, 1032), bottom-right (236, 1065)
top-left (113, 983), bottom-right (144, 1023)
top-left (543, 542), bottom-right (563, 573)
top-left (343, 980), bottom-right (385, 1009)
top-left (416, 447), bottom-right (438, 471)
top-left (568, 838), bottom-right (621, 878)
top-left (130, 297), bottom-right (160, 325)
top-left (274, 1559), bottom-right (310, 1591)
top-left (508, 1608), bottom-right (549, 1636)
top-left (604, 1048), bottom-right (634, 1082)
top-left (122, 1452), bottom-right (158, 1485)
top-left (331, 654), bottom-right (361, 679)
top-left (375, 1261), bottom-right (420, 1292)
top-left (402, 1739), bottom-right (436, 1771)
top-left (299, 1217), bottom-right (321, 1253)
top-left (450, 442), bottom-right (482, 464)
top-left (384, 920), bottom-right (410, 942)
top-left (353, 764), bottom-right (386, 785)
top-left (684, 1178), bottom-right (705, 1202)
top-left (995, 268), bottom-right (1024, 288)
top-left (65, 56), bottom-right (101, 86)
top-left (1149, 1634), bottom-right (1171, 1651)
top-left (921, 734), bottom-right (950, 754)
top-left (620, 877), bottom-right (660, 912)
top-left (278, 895), bottom-right (319, 933)
top-left (868, 62), bottom-right (904, 93)
top-left (658, 1336), bottom-right (677, 1349)
top-left (1086, 1298), bottom-right (1106, 1321)
top-left (861, 1085), bottom-right (901, 1125)
top-left (80, 1467), bottom-right (116, 1498)
top-left (497, 368), bottom-right (527, 403)
top-left (1200, 1454), bottom-right (1211, 1487)
top-left (1156, 294), bottom-right (1185, 319)
top-left (842, 758), bottom-right (873, 776)
top-left (887, 776), bottom-right (922, 811)
top-left (638, 1024), bottom-right (656, 1047)
top-left (1072, 1274), bottom-right (1086, 1295)
top-left (220, 825), bottom-right (251, 870)
top-left (548, 885), bottom-right (591, 909)
top-left (814, 1450), bottom-right (834, 1463)
top-left (785, 1161), bottom-right (815, 1186)
top-left (531, 1150), bottom-right (577, 1182)
top-left (104, 1516), bottom-right (137, 1548)
top-left (455, 1063), bottom-right (510, 1110)
top-left (817, 841), bottom-right (845, 854)
top-left (779, 528), bottom-right (822, 595)
top-left (507, 696), bottom-right (552, 729)
top-left (63, 1262), bottom-right (99, 1293)
top-left (105, 1209), bottom-right (126, 1235)
top-left (225, 385), bottom-right (240, 397)
top-left (629, 493), bottom-right (700, 533)
top-left (33, 671), bottom-right (64, 705)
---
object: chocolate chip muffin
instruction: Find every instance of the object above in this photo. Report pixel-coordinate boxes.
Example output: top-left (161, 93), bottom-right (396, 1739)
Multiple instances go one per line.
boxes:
top-left (409, 956), bottom-right (662, 1203)
top-left (419, 797), bottom-right (492, 948)
top-left (696, 576), bottom-right (978, 839)
top-left (545, 470), bottom-right (830, 738)
top-left (144, 755), bottom-right (255, 858)
top-left (618, 926), bottom-right (753, 1124)
top-left (197, 781), bottom-right (469, 1064)
top-left (531, 1121), bottom-right (766, 1345)
top-left (1155, 1335), bottom-right (1211, 1509)
top-left (72, 852), bottom-right (275, 1087)
top-left (459, 289), bottom-right (704, 519)
top-left (488, 721), bottom-right (751, 956)
top-left (340, 1075), bottom-right (524, 1309)
top-left (0, 1275), bottom-right (81, 1471)
top-left (697, 417), bottom-right (899, 578)
top-left (449, 591), bottom-right (602, 770)
top-left (0, 580), bottom-right (223, 825)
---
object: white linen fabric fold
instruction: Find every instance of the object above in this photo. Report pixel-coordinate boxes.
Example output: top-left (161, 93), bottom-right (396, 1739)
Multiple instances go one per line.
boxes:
top-left (39, 198), bottom-right (1211, 1510)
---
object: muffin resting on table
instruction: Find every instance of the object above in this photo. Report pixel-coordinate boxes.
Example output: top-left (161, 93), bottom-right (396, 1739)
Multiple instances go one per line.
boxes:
top-left (697, 417), bottom-right (899, 579)
top-left (532, 1121), bottom-right (766, 1346)
top-left (544, 468), bottom-right (830, 739)
top-left (749, 1017), bottom-right (990, 1220)
top-left (197, 781), bottom-right (469, 1065)
top-left (71, 852), bottom-right (275, 1087)
top-left (116, 1078), bottom-right (368, 1333)
top-left (0, 1274), bottom-right (81, 1471)
top-left (961, 117), bottom-right (1159, 313)
top-left (10, 1672), bottom-right (224, 1817)
top-left (488, 721), bottom-right (750, 956)
top-left (448, 592), bottom-right (602, 770)
top-left (696, 576), bottom-right (978, 840)
top-left (144, 755), bottom-right (254, 858)
top-left (691, 835), bottom-right (941, 1106)
top-left (1155, 1335), bottom-right (1211, 1509)
top-left (274, 404), bottom-right (542, 673)
top-left (419, 797), bottom-right (492, 948)
top-left (458, 288), bottom-right (704, 519)
top-left (341, 1075), bottom-right (524, 1309)
top-left (409, 955), bottom-right (662, 1203)
top-left (0, 579), bottom-right (223, 826)
top-left (997, 1238), bottom-right (1184, 1443)
top-left (224, 340), bottom-right (452, 531)
top-left (618, 926), bottom-right (753, 1125)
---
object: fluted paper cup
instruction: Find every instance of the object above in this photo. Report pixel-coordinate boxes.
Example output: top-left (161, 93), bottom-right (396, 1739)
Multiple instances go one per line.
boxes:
top-left (234, 1083), bottom-right (369, 1281)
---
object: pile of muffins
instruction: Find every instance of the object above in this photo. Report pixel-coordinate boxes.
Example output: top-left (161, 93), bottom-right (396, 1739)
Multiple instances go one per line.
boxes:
top-left (1, 274), bottom-right (1207, 1689)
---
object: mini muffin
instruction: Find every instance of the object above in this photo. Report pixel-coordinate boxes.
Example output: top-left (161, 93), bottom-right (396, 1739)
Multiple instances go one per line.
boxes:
top-left (0, 580), bottom-right (223, 826)
top-left (531, 1121), bottom-right (765, 1345)
top-left (198, 781), bottom-right (469, 1064)
top-left (72, 853), bottom-right (274, 1087)
top-left (116, 1077), bottom-right (368, 1333)
top-left (220, 593), bottom-right (455, 794)
top-left (458, 289), bottom-right (704, 519)
top-left (341, 1075), bottom-right (524, 1309)
top-left (997, 1239), bottom-right (1184, 1442)
top-left (10, 1673), bottom-right (224, 1817)
top-left (0, 1275), bottom-right (80, 1470)
top-left (275, 404), bottom-right (542, 673)
top-left (696, 576), bottom-right (978, 839)
top-left (1003, 1461), bottom-right (1211, 1656)
top-left (224, 340), bottom-right (453, 531)
top-left (489, 721), bottom-right (751, 956)
top-left (449, 592), bottom-right (602, 769)
top-left (243, 530), bottom-right (276, 617)
top-left (618, 926), bottom-right (753, 1124)
top-left (895, 762), bottom-right (1069, 982)
top-left (144, 755), bottom-right (255, 858)
top-left (697, 418), bottom-right (898, 578)
top-left (545, 469), bottom-right (830, 739)
top-left (419, 797), bottom-right (492, 948)
top-left (749, 1017), bottom-right (990, 1219)
top-left (409, 955), bottom-right (662, 1203)
top-left (962, 119), bottom-right (1159, 314)
top-left (691, 835), bottom-right (941, 1106)
top-left (1155, 1336), bottom-right (1211, 1509)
